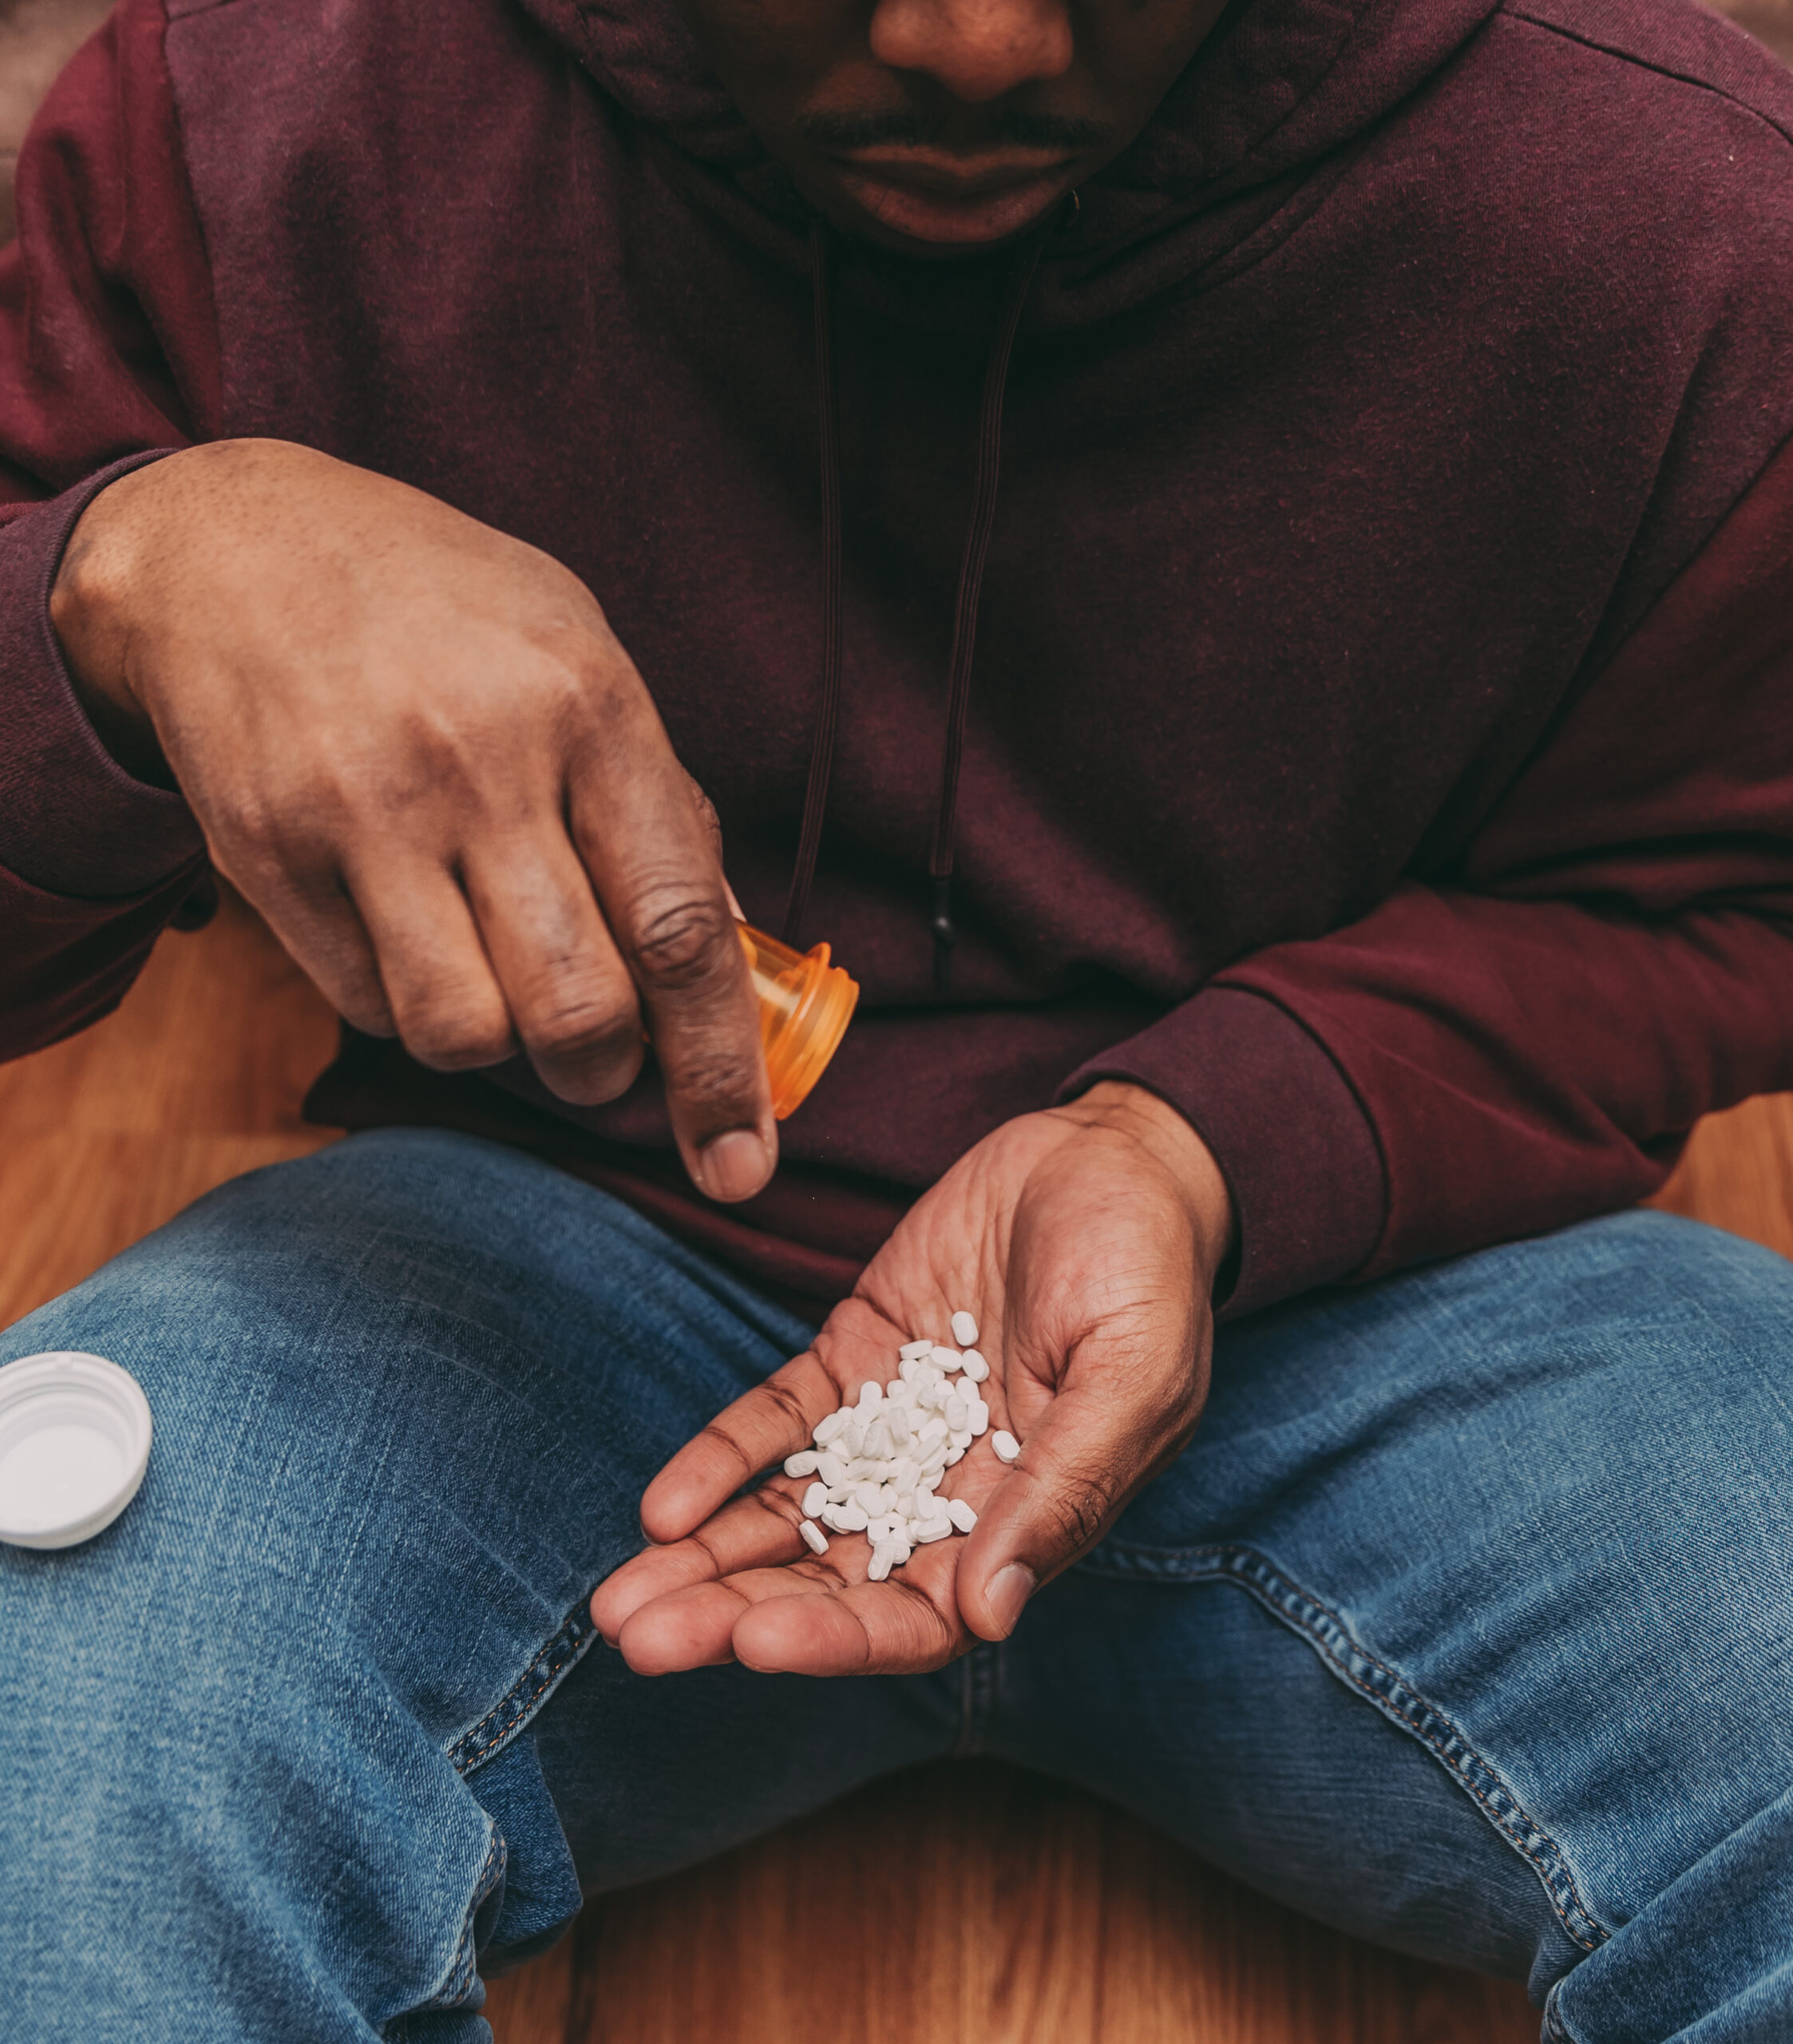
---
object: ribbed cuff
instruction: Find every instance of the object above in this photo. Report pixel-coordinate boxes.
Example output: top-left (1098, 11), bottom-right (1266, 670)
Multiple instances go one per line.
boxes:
top-left (1057, 986), bottom-right (1387, 1318)
top-left (0, 452), bottom-right (204, 898)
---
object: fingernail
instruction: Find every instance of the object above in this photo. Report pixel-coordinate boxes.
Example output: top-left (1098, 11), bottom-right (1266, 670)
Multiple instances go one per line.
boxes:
top-left (986, 1563), bottom-right (1037, 1638)
top-left (699, 1127), bottom-right (774, 1202)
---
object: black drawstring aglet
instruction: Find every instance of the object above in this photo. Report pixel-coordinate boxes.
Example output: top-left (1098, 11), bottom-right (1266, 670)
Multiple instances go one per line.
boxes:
top-left (931, 874), bottom-right (957, 994)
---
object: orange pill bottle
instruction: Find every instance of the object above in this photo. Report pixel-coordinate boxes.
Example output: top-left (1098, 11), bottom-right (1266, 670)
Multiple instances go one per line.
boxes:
top-left (735, 921), bottom-right (859, 1119)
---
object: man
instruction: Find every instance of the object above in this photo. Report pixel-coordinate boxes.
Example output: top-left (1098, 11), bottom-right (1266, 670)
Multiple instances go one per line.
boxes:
top-left (4, 0), bottom-right (1793, 2034)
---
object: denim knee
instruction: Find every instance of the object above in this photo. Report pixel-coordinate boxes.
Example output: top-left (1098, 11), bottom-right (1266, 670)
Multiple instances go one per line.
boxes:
top-left (0, 1130), bottom-right (804, 2041)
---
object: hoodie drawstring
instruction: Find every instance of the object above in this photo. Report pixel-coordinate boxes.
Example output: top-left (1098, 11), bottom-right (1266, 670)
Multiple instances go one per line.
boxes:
top-left (928, 237), bottom-right (1042, 992)
top-left (784, 222), bottom-right (1043, 995)
top-left (781, 220), bottom-right (845, 945)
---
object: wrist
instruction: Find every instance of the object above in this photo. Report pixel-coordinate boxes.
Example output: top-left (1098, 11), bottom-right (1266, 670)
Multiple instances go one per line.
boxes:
top-left (49, 460), bottom-right (171, 784)
top-left (1069, 1079), bottom-right (1237, 1284)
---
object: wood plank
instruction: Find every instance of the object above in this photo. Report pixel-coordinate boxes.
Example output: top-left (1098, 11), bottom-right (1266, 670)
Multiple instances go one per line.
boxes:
top-left (0, 889), bottom-right (336, 1329)
top-left (1645, 1093), bottom-right (1793, 1262)
top-left (487, 1763), bottom-right (1538, 2044)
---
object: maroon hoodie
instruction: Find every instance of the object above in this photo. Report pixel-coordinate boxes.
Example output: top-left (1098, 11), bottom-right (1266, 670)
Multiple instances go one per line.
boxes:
top-left (4, 0), bottom-right (1793, 1319)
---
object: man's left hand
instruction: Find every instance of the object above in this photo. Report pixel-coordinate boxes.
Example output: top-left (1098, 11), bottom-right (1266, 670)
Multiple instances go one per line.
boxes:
top-left (592, 1082), bottom-right (1236, 1676)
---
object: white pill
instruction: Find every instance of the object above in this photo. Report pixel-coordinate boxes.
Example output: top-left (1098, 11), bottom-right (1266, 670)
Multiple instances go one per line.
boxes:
top-left (785, 1450), bottom-right (821, 1479)
top-left (817, 1451), bottom-right (847, 1487)
top-left (888, 1377), bottom-right (916, 1404)
top-left (865, 1417), bottom-right (894, 1460)
top-left (991, 1430), bottom-right (1020, 1463)
top-left (967, 1401), bottom-right (989, 1437)
top-left (868, 1547), bottom-right (893, 1582)
top-left (821, 1503), bottom-right (849, 1531)
top-left (900, 1339), bottom-right (936, 1361)
top-left (918, 1416), bottom-right (948, 1448)
top-left (814, 1411), bottom-right (847, 1447)
top-left (892, 1455), bottom-right (919, 1488)
top-left (837, 1503), bottom-right (870, 1531)
top-left (887, 1539), bottom-right (913, 1564)
top-left (885, 1404), bottom-right (912, 1447)
top-left (948, 1432), bottom-right (972, 1455)
top-left (858, 1380), bottom-right (884, 1409)
top-left (849, 1481), bottom-right (877, 1515)
top-left (960, 1349), bottom-right (989, 1384)
top-left (802, 1481), bottom-right (828, 1517)
top-left (945, 1445), bottom-right (966, 1465)
top-left (948, 1497), bottom-right (978, 1534)
top-left (951, 1311), bottom-right (979, 1347)
top-left (945, 1395), bottom-right (968, 1430)
top-left (920, 1447), bottom-right (948, 1479)
top-left (914, 1471), bottom-right (940, 1496)
top-left (840, 1419), bottom-right (865, 1460)
top-left (801, 1519), bottom-right (829, 1555)
top-left (916, 1518), bottom-right (952, 1543)
top-left (932, 1346), bottom-right (963, 1373)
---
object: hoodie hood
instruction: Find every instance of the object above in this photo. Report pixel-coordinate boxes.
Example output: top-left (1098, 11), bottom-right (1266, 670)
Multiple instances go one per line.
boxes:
top-left (524, 0), bottom-right (1503, 323)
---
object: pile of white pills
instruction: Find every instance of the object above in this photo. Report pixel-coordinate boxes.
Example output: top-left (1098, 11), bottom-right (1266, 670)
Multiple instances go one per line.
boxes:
top-left (783, 1309), bottom-right (1022, 1579)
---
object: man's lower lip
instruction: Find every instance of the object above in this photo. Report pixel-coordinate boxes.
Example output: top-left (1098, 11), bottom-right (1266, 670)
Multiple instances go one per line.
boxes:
top-left (829, 163), bottom-right (1070, 243)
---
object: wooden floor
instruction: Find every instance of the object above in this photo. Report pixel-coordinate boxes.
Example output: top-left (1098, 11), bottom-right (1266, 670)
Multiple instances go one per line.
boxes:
top-left (6, 897), bottom-right (1791, 2042)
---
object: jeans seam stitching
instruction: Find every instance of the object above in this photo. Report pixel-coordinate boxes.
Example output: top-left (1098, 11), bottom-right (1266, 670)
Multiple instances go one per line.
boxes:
top-left (389, 1820), bottom-right (506, 2032)
top-left (1542, 1979), bottom-right (1579, 2042)
top-left (1083, 1539), bottom-right (1609, 1955)
top-left (447, 1600), bottom-right (599, 1777)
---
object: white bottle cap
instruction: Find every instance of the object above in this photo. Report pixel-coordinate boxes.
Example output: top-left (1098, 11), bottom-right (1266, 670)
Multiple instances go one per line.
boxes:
top-left (0, 1352), bottom-right (152, 1550)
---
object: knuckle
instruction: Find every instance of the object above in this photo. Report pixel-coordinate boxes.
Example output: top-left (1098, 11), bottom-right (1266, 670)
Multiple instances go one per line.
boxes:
top-left (661, 1043), bottom-right (764, 1121)
top-left (759, 1377), bottom-right (813, 1444)
top-left (336, 991), bottom-right (397, 1038)
top-left (516, 984), bottom-right (639, 1066)
top-left (1039, 1467), bottom-right (1123, 1555)
top-left (625, 889), bottom-right (735, 992)
top-left (697, 1421), bottom-right (758, 1487)
top-left (686, 774), bottom-right (724, 841)
top-left (397, 995), bottom-right (513, 1072)
top-left (206, 787), bottom-right (277, 851)
top-left (750, 1487), bottom-right (803, 1534)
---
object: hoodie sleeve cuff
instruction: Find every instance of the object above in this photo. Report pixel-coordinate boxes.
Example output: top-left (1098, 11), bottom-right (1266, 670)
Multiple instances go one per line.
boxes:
top-left (1057, 986), bottom-right (1387, 1318)
top-left (0, 452), bottom-right (204, 899)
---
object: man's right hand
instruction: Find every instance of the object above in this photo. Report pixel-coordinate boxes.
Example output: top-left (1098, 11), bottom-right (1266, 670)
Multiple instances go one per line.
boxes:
top-left (49, 438), bottom-right (777, 1204)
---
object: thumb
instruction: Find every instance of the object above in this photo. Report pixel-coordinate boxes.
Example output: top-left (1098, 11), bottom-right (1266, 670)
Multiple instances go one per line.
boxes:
top-left (956, 1377), bottom-right (1154, 1642)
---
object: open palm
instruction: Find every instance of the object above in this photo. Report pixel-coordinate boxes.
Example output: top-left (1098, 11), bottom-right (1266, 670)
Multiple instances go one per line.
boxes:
top-left (592, 1085), bottom-right (1233, 1677)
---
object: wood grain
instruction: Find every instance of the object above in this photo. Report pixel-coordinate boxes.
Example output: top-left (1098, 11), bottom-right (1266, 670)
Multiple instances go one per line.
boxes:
top-left (0, 888), bottom-right (337, 1329)
top-left (489, 1763), bottom-right (1539, 2044)
top-left (1645, 1091), bottom-right (1793, 1261)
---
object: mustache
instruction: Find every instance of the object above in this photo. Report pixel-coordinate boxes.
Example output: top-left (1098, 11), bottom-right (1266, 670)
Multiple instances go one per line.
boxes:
top-left (799, 107), bottom-right (1113, 153)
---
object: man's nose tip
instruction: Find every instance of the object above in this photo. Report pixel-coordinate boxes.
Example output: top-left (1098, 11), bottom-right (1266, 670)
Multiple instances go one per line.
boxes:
top-left (869, 0), bottom-right (1075, 103)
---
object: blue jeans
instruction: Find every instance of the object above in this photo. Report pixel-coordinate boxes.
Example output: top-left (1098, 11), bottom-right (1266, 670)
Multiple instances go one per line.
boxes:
top-left (3, 1130), bottom-right (1791, 2042)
